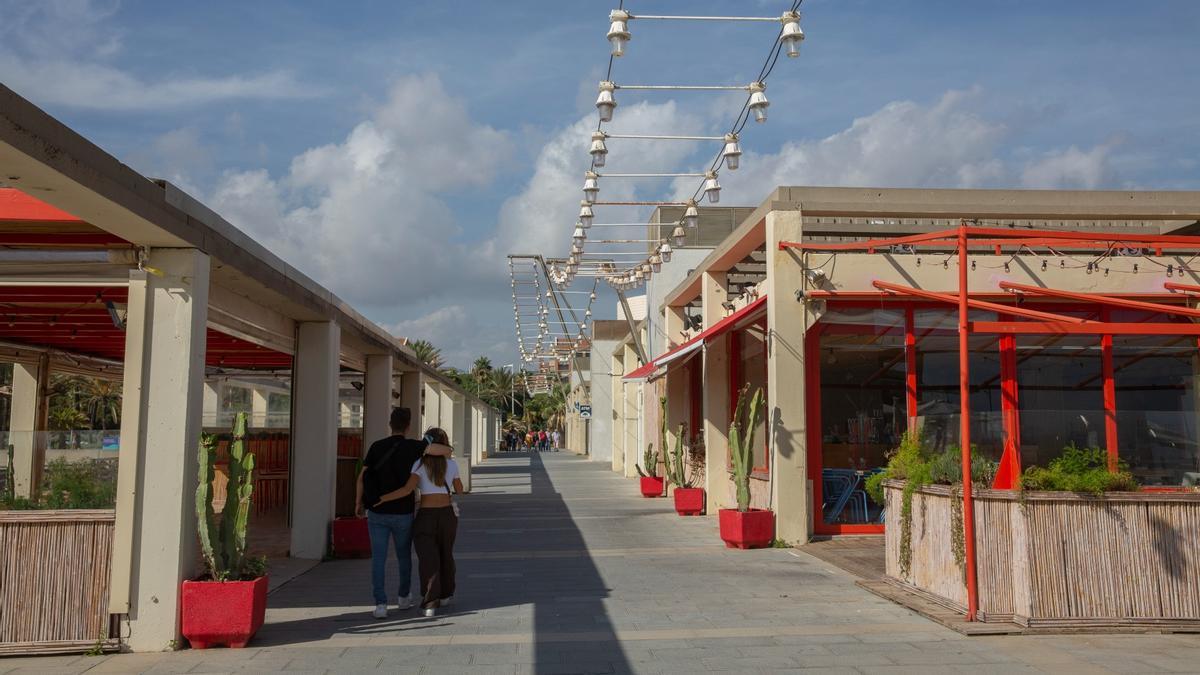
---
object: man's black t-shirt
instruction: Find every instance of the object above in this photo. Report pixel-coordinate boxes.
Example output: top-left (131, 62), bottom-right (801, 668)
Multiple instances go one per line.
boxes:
top-left (363, 434), bottom-right (427, 514)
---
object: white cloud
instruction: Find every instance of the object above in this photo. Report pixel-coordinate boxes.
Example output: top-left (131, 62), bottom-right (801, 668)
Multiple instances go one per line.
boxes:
top-left (1021, 144), bottom-right (1114, 190)
top-left (209, 74), bottom-right (512, 307)
top-left (488, 99), bottom-right (705, 264)
top-left (389, 304), bottom-right (511, 369)
top-left (0, 0), bottom-right (316, 110)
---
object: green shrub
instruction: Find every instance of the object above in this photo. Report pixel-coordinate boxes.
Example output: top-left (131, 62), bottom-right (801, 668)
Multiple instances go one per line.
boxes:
top-left (1019, 444), bottom-right (1138, 495)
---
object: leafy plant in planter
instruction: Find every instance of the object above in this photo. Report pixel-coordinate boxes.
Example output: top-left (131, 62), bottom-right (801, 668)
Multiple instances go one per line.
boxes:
top-left (1020, 444), bottom-right (1138, 494)
top-left (183, 412), bottom-right (268, 649)
top-left (719, 385), bottom-right (773, 548)
top-left (865, 432), bottom-right (996, 579)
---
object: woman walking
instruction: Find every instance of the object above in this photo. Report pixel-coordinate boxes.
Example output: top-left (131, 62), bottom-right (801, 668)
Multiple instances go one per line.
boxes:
top-left (372, 427), bottom-right (464, 616)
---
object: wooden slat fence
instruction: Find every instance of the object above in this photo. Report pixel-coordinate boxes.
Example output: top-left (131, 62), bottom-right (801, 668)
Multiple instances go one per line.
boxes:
top-left (884, 482), bottom-right (1200, 628)
top-left (0, 510), bottom-right (117, 654)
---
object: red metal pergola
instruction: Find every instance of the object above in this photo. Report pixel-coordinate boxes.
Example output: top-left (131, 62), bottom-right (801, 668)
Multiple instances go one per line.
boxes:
top-left (786, 221), bottom-right (1200, 621)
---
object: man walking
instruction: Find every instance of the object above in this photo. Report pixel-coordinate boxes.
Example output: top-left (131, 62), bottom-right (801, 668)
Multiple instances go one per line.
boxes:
top-left (356, 407), bottom-right (450, 619)
top-left (552, 429), bottom-right (561, 452)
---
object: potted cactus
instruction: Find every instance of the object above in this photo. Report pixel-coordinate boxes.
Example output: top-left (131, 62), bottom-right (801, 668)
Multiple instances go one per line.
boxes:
top-left (719, 385), bottom-right (774, 548)
top-left (182, 412), bottom-right (268, 649)
top-left (636, 432), bottom-right (664, 497)
top-left (661, 397), bottom-right (703, 515)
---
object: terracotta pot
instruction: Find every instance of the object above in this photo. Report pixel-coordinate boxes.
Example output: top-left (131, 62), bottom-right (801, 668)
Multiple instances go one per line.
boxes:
top-left (718, 508), bottom-right (774, 549)
top-left (181, 575), bottom-right (268, 649)
top-left (332, 517), bottom-right (371, 558)
top-left (673, 487), bottom-right (705, 515)
top-left (639, 476), bottom-right (665, 498)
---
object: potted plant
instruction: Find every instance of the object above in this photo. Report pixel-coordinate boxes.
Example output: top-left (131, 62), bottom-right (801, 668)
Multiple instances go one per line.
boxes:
top-left (636, 438), bottom-right (664, 498)
top-left (333, 457), bottom-right (370, 558)
top-left (660, 398), bottom-right (703, 515)
top-left (719, 385), bottom-right (773, 548)
top-left (182, 412), bottom-right (268, 649)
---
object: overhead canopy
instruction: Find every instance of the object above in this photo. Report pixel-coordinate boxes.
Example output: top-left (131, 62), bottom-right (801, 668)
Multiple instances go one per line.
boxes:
top-left (624, 295), bottom-right (767, 382)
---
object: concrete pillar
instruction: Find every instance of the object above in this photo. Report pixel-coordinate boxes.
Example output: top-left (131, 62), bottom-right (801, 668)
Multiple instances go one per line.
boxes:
top-left (611, 349), bottom-right (625, 474)
top-left (765, 209), bottom-right (811, 543)
top-left (202, 380), bottom-right (222, 427)
top-left (399, 371), bottom-right (423, 425)
top-left (702, 271), bottom-right (732, 513)
top-left (251, 387), bottom-right (269, 429)
top-left (10, 356), bottom-right (48, 498)
top-left (363, 354), bottom-right (393, 447)
top-left (623, 344), bottom-right (641, 478)
top-left (109, 250), bottom-right (210, 651)
top-left (423, 381), bottom-right (441, 433)
top-left (289, 321), bottom-right (340, 560)
top-left (666, 305), bottom-right (687, 350)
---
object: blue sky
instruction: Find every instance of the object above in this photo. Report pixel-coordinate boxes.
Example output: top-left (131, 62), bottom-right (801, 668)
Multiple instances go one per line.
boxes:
top-left (3, 0), bottom-right (1199, 367)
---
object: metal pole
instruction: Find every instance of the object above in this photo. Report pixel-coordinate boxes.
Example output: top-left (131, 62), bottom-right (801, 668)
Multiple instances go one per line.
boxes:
top-left (958, 220), bottom-right (980, 622)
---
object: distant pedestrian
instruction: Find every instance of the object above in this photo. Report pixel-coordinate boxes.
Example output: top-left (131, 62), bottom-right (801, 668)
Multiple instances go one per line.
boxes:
top-left (538, 430), bottom-right (548, 452)
top-left (524, 431), bottom-right (534, 450)
top-left (372, 427), bottom-right (465, 617)
top-left (552, 430), bottom-right (561, 452)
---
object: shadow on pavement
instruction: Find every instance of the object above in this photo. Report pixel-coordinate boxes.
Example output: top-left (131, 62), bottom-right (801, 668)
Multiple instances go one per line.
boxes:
top-left (254, 449), bottom-right (631, 673)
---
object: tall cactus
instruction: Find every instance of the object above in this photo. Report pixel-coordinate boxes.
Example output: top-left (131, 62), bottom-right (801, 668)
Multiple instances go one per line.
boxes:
top-left (729, 385), bottom-right (765, 512)
top-left (196, 412), bottom-right (256, 580)
top-left (637, 442), bottom-right (659, 479)
top-left (196, 432), bottom-right (219, 577)
top-left (664, 422), bottom-right (691, 489)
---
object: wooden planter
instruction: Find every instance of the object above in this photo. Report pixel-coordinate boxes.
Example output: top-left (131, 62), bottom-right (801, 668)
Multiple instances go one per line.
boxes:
top-left (0, 510), bottom-right (118, 655)
top-left (884, 481), bottom-right (1200, 628)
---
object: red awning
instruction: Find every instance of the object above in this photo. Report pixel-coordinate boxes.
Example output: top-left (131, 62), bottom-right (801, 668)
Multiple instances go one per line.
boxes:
top-left (624, 295), bottom-right (767, 382)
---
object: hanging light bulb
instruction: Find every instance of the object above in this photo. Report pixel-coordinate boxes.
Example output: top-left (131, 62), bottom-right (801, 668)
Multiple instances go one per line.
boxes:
top-left (572, 225), bottom-right (586, 243)
top-left (579, 201), bottom-right (594, 227)
top-left (722, 133), bottom-right (742, 171)
top-left (589, 290), bottom-right (597, 301)
top-left (672, 225), bottom-right (686, 247)
top-left (582, 171), bottom-right (600, 202)
top-left (650, 253), bottom-right (662, 273)
top-left (684, 198), bottom-right (700, 228)
top-left (780, 11), bottom-right (804, 58)
top-left (748, 82), bottom-right (769, 123)
top-left (590, 131), bottom-right (608, 167)
top-left (660, 241), bottom-right (673, 263)
top-left (607, 9), bottom-right (631, 57)
top-left (585, 307), bottom-right (592, 317)
top-left (571, 242), bottom-right (583, 255)
top-left (596, 81), bottom-right (617, 122)
top-left (703, 170), bottom-right (721, 204)
top-left (635, 268), bottom-right (645, 281)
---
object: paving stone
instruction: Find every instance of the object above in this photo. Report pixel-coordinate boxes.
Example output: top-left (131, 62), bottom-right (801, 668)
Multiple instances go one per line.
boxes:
top-left (14, 452), bottom-right (1200, 674)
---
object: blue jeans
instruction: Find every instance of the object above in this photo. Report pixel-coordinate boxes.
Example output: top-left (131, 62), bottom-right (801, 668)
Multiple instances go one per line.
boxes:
top-left (367, 510), bottom-right (414, 605)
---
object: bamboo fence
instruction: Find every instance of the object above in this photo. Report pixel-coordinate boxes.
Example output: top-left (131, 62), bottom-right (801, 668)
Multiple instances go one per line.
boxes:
top-left (0, 510), bottom-right (117, 654)
top-left (884, 482), bottom-right (1200, 629)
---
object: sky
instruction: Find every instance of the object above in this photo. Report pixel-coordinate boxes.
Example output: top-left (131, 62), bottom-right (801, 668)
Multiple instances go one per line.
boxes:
top-left (2, 0), bottom-right (1199, 369)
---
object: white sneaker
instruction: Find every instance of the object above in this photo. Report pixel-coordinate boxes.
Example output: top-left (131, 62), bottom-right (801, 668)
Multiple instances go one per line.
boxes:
top-left (372, 604), bottom-right (388, 619)
top-left (423, 607), bottom-right (437, 618)
top-left (439, 596), bottom-right (453, 607)
top-left (396, 595), bottom-right (414, 610)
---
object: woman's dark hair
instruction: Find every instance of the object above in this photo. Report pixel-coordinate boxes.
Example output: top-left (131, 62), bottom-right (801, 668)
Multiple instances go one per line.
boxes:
top-left (423, 427), bottom-right (450, 487)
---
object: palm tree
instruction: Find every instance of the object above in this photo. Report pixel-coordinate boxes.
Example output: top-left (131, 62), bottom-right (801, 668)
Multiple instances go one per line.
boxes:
top-left (408, 339), bottom-right (444, 370)
top-left (80, 379), bottom-right (122, 431)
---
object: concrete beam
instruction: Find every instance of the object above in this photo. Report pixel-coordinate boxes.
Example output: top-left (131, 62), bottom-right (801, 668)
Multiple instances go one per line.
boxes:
top-left (9, 355), bottom-right (48, 498)
top-left (701, 271), bottom-right (732, 513)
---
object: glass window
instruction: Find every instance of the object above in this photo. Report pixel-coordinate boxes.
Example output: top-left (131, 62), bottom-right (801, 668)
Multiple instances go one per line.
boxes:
top-left (1113, 334), bottom-right (1200, 486)
top-left (817, 308), bottom-right (904, 525)
top-left (1017, 334), bottom-right (1105, 468)
top-left (913, 309), bottom-right (1005, 464)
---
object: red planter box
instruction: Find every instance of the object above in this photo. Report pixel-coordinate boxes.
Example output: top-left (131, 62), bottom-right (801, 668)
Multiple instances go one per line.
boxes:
top-left (333, 517), bottom-right (371, 558)
top-left (718, 508), bottom-right (775, 549)
top-left (181, 575), bottom-right (268, 649)
top-left (639, 476), bottom-right (665, 498)
top-left (673, 487), bottom-right (705, 516)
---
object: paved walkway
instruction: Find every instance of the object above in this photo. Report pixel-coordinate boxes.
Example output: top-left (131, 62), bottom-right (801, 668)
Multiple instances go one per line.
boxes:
top-left (8, 451), bottom-right (1200, 673)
